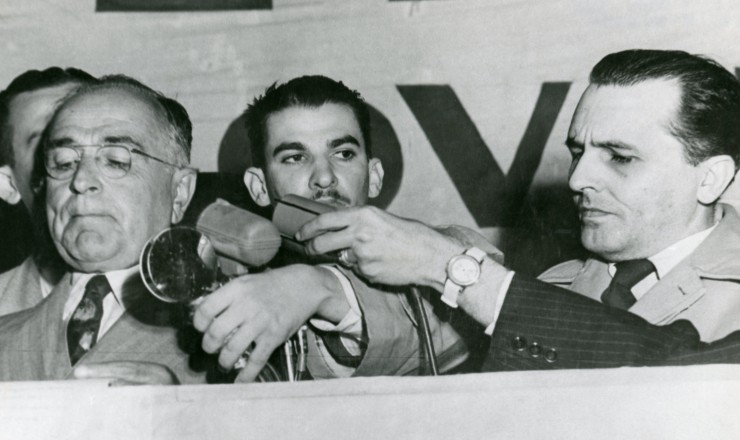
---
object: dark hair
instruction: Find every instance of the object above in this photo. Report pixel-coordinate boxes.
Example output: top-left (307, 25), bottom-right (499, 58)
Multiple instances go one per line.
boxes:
top-left (50, 74), bottom-right (193, 164)
top-left (244, 75), bottom-right (372, 168)
top-left (590, 49), bottom-right (740, 167)
top-left (0, 67), bottom-right (96, 166)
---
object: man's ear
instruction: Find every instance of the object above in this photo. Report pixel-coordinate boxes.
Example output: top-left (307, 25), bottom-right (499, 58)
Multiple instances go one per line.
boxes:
top-left (367, 158), bottom-right (384, 199)
top-left (170, 168), bottom-right (198, 224)
top-left (697, 155), bottom-right (736, 205)
top-left (0, 166), bottom-right (21, 205)
top-left (243, 167), bottom-right (271, 207)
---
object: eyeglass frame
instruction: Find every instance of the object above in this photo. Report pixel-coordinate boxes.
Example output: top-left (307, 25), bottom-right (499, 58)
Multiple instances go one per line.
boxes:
top-left (43, 143), bottom-right (191, 180)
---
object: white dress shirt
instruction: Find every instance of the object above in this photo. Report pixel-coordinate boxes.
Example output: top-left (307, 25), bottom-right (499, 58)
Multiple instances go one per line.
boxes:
top-left (607, 225), bottom-right (716, 300)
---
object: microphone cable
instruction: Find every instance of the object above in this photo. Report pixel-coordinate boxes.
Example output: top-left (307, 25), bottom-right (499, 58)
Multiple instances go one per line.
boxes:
top-left (407, 286), bottom-right (439, 376)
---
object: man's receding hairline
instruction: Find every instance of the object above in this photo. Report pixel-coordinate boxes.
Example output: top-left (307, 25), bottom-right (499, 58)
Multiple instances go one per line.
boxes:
top-left (51, 84), bottom-right (183, 162)
top-left (65, 83), bottom-right (166, 113)
top-left (588, 76), bottom-right (683, 95)
top-left (582, 78), bottom-right (695, 164)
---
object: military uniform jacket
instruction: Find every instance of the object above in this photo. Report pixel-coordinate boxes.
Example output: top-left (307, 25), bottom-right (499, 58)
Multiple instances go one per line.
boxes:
top-left (539, 204), bottom-right (740, 342)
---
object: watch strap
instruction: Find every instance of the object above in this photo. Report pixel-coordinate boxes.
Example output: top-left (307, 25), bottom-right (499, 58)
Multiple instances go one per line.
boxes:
top-left (441, 247), bottom-right (486, 308)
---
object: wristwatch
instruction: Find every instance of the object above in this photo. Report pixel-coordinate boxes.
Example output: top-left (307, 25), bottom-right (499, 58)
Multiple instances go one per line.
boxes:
top-left (441, 247), bottom-right (486, 308)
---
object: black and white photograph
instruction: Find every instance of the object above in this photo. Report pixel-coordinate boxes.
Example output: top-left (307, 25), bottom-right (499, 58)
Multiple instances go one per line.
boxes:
top-left (1, 0), bottom-right (739, 438)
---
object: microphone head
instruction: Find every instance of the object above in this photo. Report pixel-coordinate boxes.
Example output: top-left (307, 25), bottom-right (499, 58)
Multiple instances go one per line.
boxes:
top-left (272, 194), bottom-right (336, 238)
top-left (272, 195), bottom-right (338, 263)
top-left (196, 199), bottom-right (282, 267)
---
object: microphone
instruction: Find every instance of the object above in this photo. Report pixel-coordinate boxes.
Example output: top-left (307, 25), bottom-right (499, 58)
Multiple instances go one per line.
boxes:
top-left (195, 198), bottom-right (282, 269)
top-left (272, 195), bottom-right (337, 261)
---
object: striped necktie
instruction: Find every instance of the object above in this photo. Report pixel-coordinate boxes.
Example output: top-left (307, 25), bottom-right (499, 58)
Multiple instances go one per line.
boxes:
top-left (601, 259), bottom-right (656, 310)
top-left (67, 274), bottom-right (112, 365)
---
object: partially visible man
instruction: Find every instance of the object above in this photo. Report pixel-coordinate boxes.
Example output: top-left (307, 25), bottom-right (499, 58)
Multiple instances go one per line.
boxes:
top-left (296, 50), bottom-right (740, 370)
top-left (539, 49), bottom-right (740, 342)
top-left (0, 67), bottom-right (97, 314)
top-left (191, 76), bottom-right (497, 381)
top-left (0, 75), bottom-right (201, 384)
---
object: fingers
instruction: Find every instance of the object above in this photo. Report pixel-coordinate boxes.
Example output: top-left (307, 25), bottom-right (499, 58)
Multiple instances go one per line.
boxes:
top-left (296, 209), bottom-right (357, 241)
top-left (233, 338), bottom-right (282, 383)
top-left (199, 301), bottom-right (251, 354)
top-left (304, 226), bottom-right (357, 256)
top-left (191, 272), bottom-right (298, 375)
top-left (190, 268), bottom-right (326, 380)
top-left (73, 361), bottom-right (179, 386)
top-left (191, 278), bottom-right (243, 332)
top-left (214, 312), bottom-right (266, 367)
top-left (337, 248), bottom-right (358, 268)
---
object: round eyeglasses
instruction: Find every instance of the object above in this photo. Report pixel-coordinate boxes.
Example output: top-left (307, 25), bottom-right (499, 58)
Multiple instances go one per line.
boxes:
top-left (44, 144), bottom-right (183, 180)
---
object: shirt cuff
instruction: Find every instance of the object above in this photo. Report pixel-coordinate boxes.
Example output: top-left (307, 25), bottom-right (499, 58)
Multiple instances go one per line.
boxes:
top-left (308, 265), bottom-right (364, 356)
top-left (484, 270), bottom-right (516, 335)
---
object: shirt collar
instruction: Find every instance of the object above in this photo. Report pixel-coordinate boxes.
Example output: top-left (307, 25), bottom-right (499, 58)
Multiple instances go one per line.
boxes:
top-left (69, 265), bottom-right (140, 306)
top-left (607, 223), bottom-right (718, 279)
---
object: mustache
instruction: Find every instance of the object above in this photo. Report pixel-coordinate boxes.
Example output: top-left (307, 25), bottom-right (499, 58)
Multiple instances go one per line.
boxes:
top-left (311, 189), bottom-right (351, 206)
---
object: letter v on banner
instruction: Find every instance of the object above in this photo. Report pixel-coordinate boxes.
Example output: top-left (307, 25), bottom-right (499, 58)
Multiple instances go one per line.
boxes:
top-left (397, 83), bottom-right (570, 227)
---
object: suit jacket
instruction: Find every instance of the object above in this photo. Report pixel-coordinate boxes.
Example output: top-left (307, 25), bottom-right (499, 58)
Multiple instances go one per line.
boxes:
top-left (0, 257), bottom-right (43, 316)
top-left (539, 204), bottom-right (740, 342)
top-left (484, 275), bottom-right (740, 371)
top-left (0, 272), bottom-right (209, 383)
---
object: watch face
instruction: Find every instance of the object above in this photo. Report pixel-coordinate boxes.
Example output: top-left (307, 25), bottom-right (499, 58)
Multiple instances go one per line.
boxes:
top-left (449, 255), bottom-right (481, 286)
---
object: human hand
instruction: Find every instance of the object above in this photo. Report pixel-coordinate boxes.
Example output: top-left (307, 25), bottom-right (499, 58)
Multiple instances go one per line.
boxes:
top-left (191, 264), bottom-right (349, 382)
top-left (72, 361), bottom-right (180, 386)
top-left (296, 206), bottom-right (465, 289)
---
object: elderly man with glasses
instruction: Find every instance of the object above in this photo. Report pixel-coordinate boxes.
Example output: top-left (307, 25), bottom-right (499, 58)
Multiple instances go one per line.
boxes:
top-left (0, 75), bottom-right (209, 384)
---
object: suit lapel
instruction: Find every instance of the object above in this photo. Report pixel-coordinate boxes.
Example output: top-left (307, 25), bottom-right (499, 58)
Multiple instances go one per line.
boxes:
top-left (32, 273), bottom-right (75, 379)
top-left (629, 259), bottom-right (705, 324)
top-left (567, 257), bottom-right (705, 325)
top-left (67, 275), bottom-right (206, 383)
top-left (629, 205), bottom-right (740, 324)
top-left (0, 258), bottom-right (44, 315)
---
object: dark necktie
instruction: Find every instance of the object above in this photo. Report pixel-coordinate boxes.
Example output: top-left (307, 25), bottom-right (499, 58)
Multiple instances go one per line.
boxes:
top-left (600, 259), bottom-right (656, 310)
top-left (67, 275), bottom-right (112, 365)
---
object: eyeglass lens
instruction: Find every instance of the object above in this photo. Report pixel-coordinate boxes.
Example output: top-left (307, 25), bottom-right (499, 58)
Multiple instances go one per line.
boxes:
top-left (45, 145), bottom-right (133, 180)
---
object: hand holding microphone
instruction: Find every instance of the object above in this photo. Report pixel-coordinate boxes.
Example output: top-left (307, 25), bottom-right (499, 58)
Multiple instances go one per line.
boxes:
top-left (276, 195), bottom-right (458, 377)
top-left (272, 194), bottom-right (357, 268)
top-left (289, 196), bottom-right (464, 289)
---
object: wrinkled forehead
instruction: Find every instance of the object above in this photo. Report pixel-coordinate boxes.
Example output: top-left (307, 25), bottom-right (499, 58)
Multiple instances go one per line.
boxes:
top-left (48, 87), bottom-right (169, 155)
top-left (568, 80), bottom-right (682, 144)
